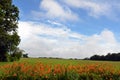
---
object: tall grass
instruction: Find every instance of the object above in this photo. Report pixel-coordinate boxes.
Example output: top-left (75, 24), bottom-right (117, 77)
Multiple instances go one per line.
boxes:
top-left (0, 58), bottom-right (120, 79)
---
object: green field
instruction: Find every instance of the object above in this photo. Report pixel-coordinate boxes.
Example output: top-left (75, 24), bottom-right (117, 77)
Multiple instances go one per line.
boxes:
top-left (1, 58), bottom-right (120, 79)
top-left (1, 58), bottom-right (120, 70)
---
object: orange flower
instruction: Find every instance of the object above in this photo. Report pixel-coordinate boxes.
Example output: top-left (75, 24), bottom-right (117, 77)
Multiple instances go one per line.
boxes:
top-left (13, 73), bottom-right (17, 76)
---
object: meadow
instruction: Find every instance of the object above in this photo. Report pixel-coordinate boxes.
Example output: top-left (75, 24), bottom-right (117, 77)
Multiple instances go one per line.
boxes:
top-left (0, 58), bottom-right (120, 80)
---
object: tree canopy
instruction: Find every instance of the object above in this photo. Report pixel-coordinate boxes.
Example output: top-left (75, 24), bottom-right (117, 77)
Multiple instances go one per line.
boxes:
top-left (89, 53), bottom-right (120, 61)
top-left (0, 0), bottom-right (20, 61)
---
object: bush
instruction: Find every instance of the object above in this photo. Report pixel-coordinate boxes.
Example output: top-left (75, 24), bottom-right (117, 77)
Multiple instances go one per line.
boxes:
top-left (23, 54), bottom-right (28, 58)
top-left (9, 48), bottom-right (23, 61)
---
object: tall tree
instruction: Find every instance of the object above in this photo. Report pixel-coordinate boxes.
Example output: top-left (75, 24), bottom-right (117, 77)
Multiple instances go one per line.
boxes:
top-left (0, 0), bottom-right (20, 61)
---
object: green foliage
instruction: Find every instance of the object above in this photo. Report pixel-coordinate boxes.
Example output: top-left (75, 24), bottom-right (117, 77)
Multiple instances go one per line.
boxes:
top-left (0, 0), bottom-right (20, 61)
top-left (0, 58), bottom-right (120, 79)
top-left (0, 62), bottom-right (120, 80)
top-left (23, 53), bottom-right (28, 58)
top-left (90, 53), bottom-right (120, 61)
top-left (10, 48), bottom-right (23, 61)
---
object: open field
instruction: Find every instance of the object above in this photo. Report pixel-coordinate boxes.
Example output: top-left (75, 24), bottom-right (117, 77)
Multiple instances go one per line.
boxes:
top-left (1, 58), bottom-right (120, 70)
top-left (1, 58), bottom-right (120, 80)
top-left (20, 58), bottom-right (120, 69)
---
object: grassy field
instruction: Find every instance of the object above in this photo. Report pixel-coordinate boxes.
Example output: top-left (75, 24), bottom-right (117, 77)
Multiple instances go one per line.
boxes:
top-left (20, 58), bottom-right (120, 68)
top-left (1, 58), bottom-right (120, 69)
top-left (1, 58), bottom-right (120, 79)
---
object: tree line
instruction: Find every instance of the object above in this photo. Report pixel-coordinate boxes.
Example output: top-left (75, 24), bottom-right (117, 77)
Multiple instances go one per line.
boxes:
top-left (88, 53), bottom-right (120, 61)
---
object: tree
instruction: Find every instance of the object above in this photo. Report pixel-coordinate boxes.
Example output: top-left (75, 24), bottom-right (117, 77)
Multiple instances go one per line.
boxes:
top-left (10, 48), bottom-right (23, 61)
top-left (23, 53), bottom-right (29, 58)
top-left (90, 55), bottom-right (100, 60)
top-left (89, 53), bottom-right (120, 61)
top-left (0, 0), bottom-right (20, 61)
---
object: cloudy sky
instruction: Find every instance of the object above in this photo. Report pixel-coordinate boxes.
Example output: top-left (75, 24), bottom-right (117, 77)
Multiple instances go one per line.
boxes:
top-left (13, 0), bottom-right (120, 59)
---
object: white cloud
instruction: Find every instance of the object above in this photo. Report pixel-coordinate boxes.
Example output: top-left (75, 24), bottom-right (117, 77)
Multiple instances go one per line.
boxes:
top-left (32, 0), bottom-right (78, 21)
top-left (31, 0), bottom-right (120, 21)
top-left (18, 21), bottom-right (120, 59)
top-left (64, 0), bottom-right (112, 18)
top-left (47, 20), bottom-right (63, 26)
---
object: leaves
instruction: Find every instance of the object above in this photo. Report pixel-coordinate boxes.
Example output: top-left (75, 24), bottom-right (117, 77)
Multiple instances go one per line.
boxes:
top-left (0, 0), bottom-right (20, 61)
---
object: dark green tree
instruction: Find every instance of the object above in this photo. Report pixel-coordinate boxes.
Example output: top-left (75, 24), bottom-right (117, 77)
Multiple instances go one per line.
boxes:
top-left (0, 0), bottom-right (20, 61)
top-left (89, 53), bottom-right (120, 61)
top-left (23, 53), bottom-right (29, 58)
top-left (10, 48), bottom-right (23, 61)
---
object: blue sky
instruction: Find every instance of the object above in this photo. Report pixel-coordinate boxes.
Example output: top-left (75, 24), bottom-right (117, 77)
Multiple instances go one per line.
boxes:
top-left (13, 0), bottom-right (120, 58)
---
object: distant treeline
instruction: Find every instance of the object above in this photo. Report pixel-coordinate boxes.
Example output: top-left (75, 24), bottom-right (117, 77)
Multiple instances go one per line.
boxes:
top-left (87, 53), bottom-right (120, 61)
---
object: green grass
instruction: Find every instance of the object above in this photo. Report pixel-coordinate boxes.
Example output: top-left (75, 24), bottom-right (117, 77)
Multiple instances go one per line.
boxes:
top-left (1, 58), bottom-right (120, 70)
top-left (20, 58), bottom-right (103, 65)
top-left (19, 58), bottom-right (120, 70)
top-left (1, 58), bottom-right (120, 79)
